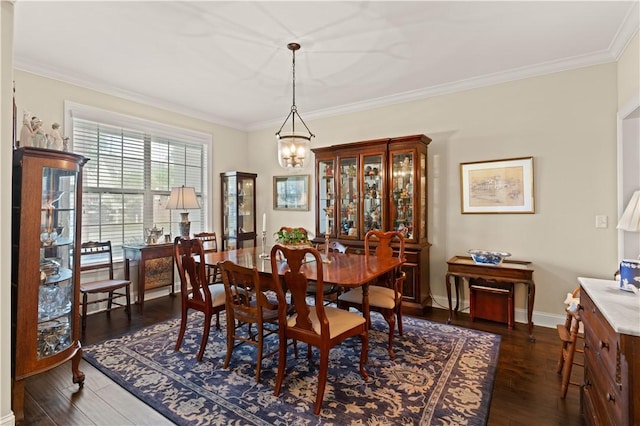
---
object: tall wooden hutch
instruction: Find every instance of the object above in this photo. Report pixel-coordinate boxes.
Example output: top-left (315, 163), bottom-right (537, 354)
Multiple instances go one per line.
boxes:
top-left (11, 147), bottom-right (88, 422)
top-left (312, 134), bottom-right (431, 313)
top-left (221, 171), bottom-right (257, 251)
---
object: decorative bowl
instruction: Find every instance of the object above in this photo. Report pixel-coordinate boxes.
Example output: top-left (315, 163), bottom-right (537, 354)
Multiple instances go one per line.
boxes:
top-left (467, 249), bottom-right (511, 265)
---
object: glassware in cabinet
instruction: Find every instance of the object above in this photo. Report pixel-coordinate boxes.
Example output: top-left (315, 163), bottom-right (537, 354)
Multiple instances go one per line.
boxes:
top-left (338, 156), bottom-right (359, 239)
top-left (363, 153), bottom-right (384, 235)
top-left (318, 159), bottom-right (335, 235)
top-left (390, 151), bottom-right (415, 241)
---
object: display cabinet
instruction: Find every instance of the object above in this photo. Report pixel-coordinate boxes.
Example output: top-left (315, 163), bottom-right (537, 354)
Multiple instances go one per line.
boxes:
top-left (312, 134), bottom-right (431, 313)
top-left (221, 171), bottom-right (257, 251)
top-left (11, 147), bottom-right (88, 422)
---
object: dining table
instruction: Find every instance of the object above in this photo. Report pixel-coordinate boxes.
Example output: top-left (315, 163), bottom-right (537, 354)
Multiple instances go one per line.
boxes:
top-left (200, 246), bottom-right (405, 334)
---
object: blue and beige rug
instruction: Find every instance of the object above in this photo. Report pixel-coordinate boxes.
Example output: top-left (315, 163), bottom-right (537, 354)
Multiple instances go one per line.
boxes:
top-left (83, 312), bottom-right (500, 425)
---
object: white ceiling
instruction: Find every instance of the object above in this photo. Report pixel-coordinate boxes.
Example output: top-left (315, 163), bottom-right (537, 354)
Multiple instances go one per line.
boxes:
top-left (13, 1), bottom-right (639, 131)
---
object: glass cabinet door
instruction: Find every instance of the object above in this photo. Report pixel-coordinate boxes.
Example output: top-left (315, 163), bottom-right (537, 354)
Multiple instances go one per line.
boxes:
top-left (221, 172), bottom-right (257, 251)
top-left (338, 156), bottom-right (358, 239)
top-left (391, 151), bottom-right (415, 241)
top-left (38, 166), bottom-right (78, 359)
top-left (222, 175), bottom-right (237, 249)
top-left (237, 176), bottom-right (255, 238)
top-left (362, 154), bottom-right (384, 234)
top-left (318, 159), bottom-right (335, 235)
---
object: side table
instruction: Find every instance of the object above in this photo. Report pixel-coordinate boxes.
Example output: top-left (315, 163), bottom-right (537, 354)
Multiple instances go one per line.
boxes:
top-left (123, 243), bottom-right (175, 313)
top-left (445, 255), bottom-right (536, 341)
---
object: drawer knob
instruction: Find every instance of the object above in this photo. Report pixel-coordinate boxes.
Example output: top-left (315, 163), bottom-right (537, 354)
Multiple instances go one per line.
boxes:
top-left (599, 340), bottom-right (609, 350)
top-left (606, 392), bottom-right (615, 402)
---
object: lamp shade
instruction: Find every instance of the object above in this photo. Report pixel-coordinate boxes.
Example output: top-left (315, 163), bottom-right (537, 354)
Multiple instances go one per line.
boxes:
top-left (617, 190), bottom-right (640, 231)
top-left (277, 132), bottom-right (310, 169)
top-left (166, 185), bottom-right (200, 211)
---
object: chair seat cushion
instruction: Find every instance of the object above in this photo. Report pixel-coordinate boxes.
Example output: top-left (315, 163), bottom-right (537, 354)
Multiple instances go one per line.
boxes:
top-left (288, 306), bottom-right (365, 338)
top-left (338, 286), bottom-right (396, 309)
top-left (200, 283), bottom-right (226, 307)
top-left (80, 279), bottom-right (130, 294)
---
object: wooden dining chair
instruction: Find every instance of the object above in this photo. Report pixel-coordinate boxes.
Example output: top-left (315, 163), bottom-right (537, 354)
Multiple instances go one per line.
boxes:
top-left (219, 260), bottom-right (279, 383)
top-left (79, 241), bottom-right (132, 340)
top-left (337, 230), bottom-right (406, 359)
top-left (270, 244), bottom-right (368, 415)
top-left (193, 232), bottom-right (220, 283)
top-left (308, 241), bottom-right (348, 304)
top-left (557, 287), bottom-right (583, 398)
top-left (174, 237), bottom-right (226, 361)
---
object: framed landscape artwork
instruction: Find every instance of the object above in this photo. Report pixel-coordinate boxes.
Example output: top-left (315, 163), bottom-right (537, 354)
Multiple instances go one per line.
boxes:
top-left (460, 157), bottom-right (534, 214)
top-left (273, 175), bottom-right (310, 211)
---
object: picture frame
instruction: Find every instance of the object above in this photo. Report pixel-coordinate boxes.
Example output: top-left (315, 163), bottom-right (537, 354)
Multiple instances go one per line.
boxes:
top-left (273, 175), bottom-right (310, 211)
top-left (460, 157), bottom-right (534, 214)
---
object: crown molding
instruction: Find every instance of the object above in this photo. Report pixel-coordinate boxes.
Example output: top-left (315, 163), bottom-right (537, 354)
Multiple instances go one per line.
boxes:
top-left (610, 2), bottom-right (640, 60)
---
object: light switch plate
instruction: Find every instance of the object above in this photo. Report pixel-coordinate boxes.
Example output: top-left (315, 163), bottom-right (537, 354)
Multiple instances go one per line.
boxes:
top-left (595, 215), bottom-right (608, 228)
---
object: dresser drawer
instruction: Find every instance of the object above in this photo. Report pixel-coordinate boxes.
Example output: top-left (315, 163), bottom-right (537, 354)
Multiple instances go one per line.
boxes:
top-left (581, 291), bottom-right (619, 381)
top-left (584, 344), bottom-right (623, 426)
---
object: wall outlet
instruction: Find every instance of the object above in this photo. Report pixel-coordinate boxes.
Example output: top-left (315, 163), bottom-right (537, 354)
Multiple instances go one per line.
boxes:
top-left (595, 215), bottom-right (608, 228)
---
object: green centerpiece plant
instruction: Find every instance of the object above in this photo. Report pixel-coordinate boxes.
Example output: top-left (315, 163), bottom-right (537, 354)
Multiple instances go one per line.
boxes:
top-left (274, 227), bottom-right (310, 247)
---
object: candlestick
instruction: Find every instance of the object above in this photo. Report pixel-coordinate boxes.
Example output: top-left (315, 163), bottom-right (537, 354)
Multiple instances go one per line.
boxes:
top-left (258, 230), bottom-right (269, 258)
top-left (322, 232), bottom-right (332, 263)
top-left (262, 213), bottom-right (266, 233)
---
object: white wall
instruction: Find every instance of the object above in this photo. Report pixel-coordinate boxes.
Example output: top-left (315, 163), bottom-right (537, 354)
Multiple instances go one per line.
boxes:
top-left (249, 63), bottom-right (620, 325)
top-left (0, 3), bottom-right (14, 424)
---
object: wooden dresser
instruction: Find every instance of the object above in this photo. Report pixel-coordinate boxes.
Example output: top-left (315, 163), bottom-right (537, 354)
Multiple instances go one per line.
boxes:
top-left (578, 277), bottom-right (640, 426)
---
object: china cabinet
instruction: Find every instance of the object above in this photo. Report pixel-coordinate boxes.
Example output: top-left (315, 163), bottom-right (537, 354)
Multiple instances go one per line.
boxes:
top-left (221, 171), bottom-right (257, 251)
top-left (11, 147), bottom-right (88, 422)
top-left (312, 134), bottom-right (431, 313)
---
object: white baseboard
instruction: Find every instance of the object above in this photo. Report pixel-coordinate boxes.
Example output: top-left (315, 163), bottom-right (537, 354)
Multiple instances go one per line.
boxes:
top-left (0, 411), bottom-right (15, 426)
top-left (430, 294), bottom-right (563, 330)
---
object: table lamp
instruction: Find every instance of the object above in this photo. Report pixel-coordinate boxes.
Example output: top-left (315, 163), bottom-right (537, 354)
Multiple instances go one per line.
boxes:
top-left (616, 190), bottom-right (640, 292)
top-left (166, 185), bottom-right (200, 237)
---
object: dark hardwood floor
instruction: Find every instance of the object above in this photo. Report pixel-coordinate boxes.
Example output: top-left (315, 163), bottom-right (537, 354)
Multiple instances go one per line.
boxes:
top-left (22, 295), bottom-right (584, 425)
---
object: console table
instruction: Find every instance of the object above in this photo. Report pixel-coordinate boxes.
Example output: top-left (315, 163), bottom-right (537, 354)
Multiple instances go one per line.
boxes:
top-left (123, 243), bottom-right (175, 313)
top-left (445, 256), bottom-right (536, 341)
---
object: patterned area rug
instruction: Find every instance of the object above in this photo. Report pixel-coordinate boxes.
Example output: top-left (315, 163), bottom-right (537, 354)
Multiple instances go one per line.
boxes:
top-left (83, 312), bottom-right (500, 425)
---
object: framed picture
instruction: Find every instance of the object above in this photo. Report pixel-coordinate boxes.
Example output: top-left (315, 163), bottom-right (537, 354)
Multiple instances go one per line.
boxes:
top-left (460, 157), bottom-right (534, 214)
top-left (273, 175), bottom-right (310, 211)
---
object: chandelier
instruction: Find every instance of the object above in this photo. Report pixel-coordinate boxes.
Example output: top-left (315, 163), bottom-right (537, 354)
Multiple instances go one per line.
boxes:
top-left (276, 42), bottom-right (315, 169)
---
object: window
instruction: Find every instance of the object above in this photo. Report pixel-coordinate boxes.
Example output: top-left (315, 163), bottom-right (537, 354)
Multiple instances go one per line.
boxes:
top-left (66, 103), bottom-right (210, 260)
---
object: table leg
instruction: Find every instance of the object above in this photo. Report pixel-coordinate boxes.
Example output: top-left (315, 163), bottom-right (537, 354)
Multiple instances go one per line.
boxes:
top-left (138, 255), bottom-right (145, 314)
top-left (454, 276), bottom-right (461, 312)
top-left (446, 273), bottom-right (453, 323)
top-left (527, 280), bottom-right (536, 342)
top-left (362, 282), bottom-right (370, 365)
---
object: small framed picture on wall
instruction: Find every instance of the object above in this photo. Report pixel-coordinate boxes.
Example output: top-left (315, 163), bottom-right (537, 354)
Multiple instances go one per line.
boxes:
top-left (273, 175), bottom-right (310, 211)
top-left (460, 157), bottom-right (534, 214)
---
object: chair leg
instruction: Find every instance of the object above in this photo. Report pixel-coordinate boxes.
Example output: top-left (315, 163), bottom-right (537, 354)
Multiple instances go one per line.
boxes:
top-left (197, 313), bottom-right (212, 362)
top-left (174, 308), bottom-right (188, 352)
top-left (274, 334), bottom-right (288, 397)
top-left (397, 301), bottom-right (403, 336)
top-left (106, 291), bottom-right (114, 317)
top-left (125, 285), bottom-right (132, 320)
top-left (223, 312), bottom-right (235, 369)
top-left (314, 349), bottom-right (330, 415)
top-left (81, 292), bottom-right (88, 340)
top-left (255, 321), bottom-right (264, 383)
top-left (359, 331), bottom-right (369, 380)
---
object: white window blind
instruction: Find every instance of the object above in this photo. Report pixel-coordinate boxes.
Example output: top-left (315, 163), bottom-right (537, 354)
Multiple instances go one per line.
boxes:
top-left (69, 109), bottom-right (209, 260)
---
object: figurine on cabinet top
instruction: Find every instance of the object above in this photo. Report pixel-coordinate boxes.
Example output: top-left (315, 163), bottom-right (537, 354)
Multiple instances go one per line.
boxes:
top-left (47, 123), bottom-right (64, 151)
top-left (19, 110), bottom-right (33, 147)
top-left (31, 117), bottom-right (46, 148)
